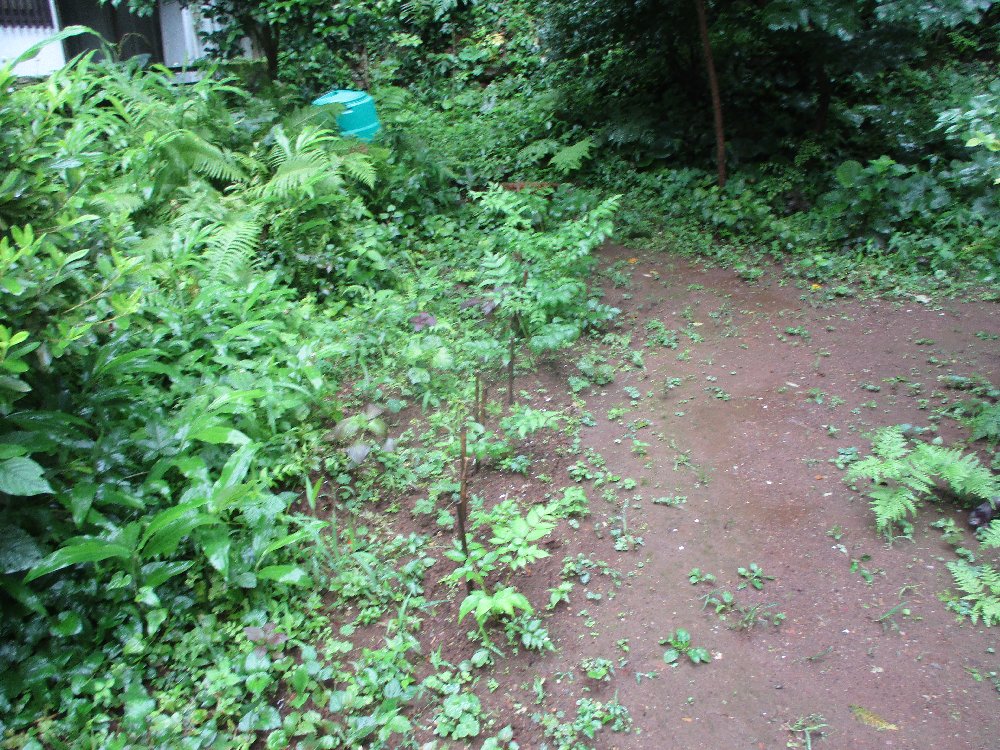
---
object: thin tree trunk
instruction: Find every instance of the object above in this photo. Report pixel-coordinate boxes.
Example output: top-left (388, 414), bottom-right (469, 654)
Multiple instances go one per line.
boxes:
top-left (457, 427), bottom-right (473, 594)
top-left (694, 0), bottom-right (726, 188)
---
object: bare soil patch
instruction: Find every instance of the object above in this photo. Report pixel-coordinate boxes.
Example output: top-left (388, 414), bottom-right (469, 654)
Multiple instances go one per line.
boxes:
top-left (390, 245), bottom-right (999, 749)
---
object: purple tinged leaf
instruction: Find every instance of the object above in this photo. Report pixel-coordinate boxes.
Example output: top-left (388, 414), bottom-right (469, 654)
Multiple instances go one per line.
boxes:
top-left (244, 626), bottom-right (266, 642)
top-left (409, 313), bottom-right (437, 331)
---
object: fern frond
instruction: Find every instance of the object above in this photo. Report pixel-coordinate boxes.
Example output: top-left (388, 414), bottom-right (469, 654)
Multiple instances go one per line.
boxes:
top-left (87, 191), bottom-right (146, 215)
top-left (202, 211), bottom-right (261, 284)
top-left (549, 138), bottom-right (594, 175)
top-left (341, 152), bottom-right (377, 189)
top-left (978, 519), bottom-right (1000, 549)
top-left (869, 486), bottom-right (919, 534)
top-left (517, 139), bottom-right (560, 165)
top-left (260, 155), bottom-right (331, 201)
top-left (970, 403), bottom-right (1000, 443)
top-left (163, 130), bottom-right (247, 183)
top-left (947, 559), bottom-right (1000, 626)
top-left (871, 426), bottom-right (910, 462)
top-left (912, 443), bottom-right (997, 499)
top-left (479, 252), bottom-right (517, 288)
top-left (846, 455), bottom-right (897, 484)
top-left (603, 117), bottom-right (658, 147)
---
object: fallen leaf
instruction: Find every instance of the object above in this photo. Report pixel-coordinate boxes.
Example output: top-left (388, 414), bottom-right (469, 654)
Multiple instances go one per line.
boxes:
top-left (850, 704), bottom-right (898, 731)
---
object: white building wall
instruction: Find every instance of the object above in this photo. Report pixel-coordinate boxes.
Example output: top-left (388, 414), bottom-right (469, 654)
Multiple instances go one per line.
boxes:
top-left (0, 1), bottom-right (65, 77)
top-left (160, 0), bottom-right (204, 68)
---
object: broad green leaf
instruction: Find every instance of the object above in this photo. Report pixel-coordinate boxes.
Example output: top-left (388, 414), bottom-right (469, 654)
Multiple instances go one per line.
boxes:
top-left (25, 540), bottom-right (133, 582)
top-left (141, 499), bottom-right (210, 548)
top-left (431, 346), bottom-right (453, 370)
top-left (834, 160), bottom-right (863, 188)
top-left (146, 608), bottom-right (168, 635)
top-left (123, 683), bottom-right (156, 731)
top-left (0, 573), bottom-right (46, 615)
top-left (141, 560), bottom-right (193, 588)
top-left (407, 367), bottom-right (430, 385)
top-left (257, 565), bottom-right (311, 586)
top-left (50, 611), bottom-right (83, 637)
top-left (0, 444), bottom-right (26, 459)
top-left (239, 705), bottom-right (281, 732)
top-left (290, 664), bottom-right (310, 694)
top-left (261, 529), bottom-right (311, 562)
top-left (199, 527), bottom-right (231, 575)
top-left (191, 426), bottom-right (251, 446)
top-left (688, 647), bottom-right (712, 664)
top-left (143, 513), bottom-right (220, 558)
top-left (214, 443), bottom-right (259, 491)
top-left (0, 375), bottom-right (30, 394)
top-left (0, 457), bottom-right (52, 496)
top-left (458, 591), bottom-right (484, 623)
top-left (67, 483), bottom-right (96, 527)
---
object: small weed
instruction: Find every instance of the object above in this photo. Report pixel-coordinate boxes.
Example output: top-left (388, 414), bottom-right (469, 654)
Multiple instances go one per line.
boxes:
top-left (783, 714), bottom-right (828, 750)
top-left (607, 406), bottom-right (629, 421)
top-left (547, 581), bottom-right (574, 610)
top-left (850, 554), bottom-right (881, 584)
top-left (701, 589), bottom-right (736, 615)
top-left (645, 320), bottom-right (679, 349)
top-left (660, 629), bottom-right (711, 665)
top-left (652, 495), bottom-right (687, 507)
top-left (831, 446), bottom-right (859, 469)
top-left (731, 603), bottom-right (786, 631)
top-left (532, 676), bottom-right (546, 704)
top-left (663, 376), bottom-right (683, 391)
top-left (875, 601), bottom-right (912, 633)
top-left (930, 517), bottom-right (964, 544)
top-left (688, 568), bottom-right (717, 585)
top-left (580, 656), bottom-right (615, 681)
top-left (737, 563), bottom-right (775, 590)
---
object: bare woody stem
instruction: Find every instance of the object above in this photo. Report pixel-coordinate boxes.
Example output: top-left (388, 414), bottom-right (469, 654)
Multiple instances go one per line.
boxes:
top-left (457, 426), bottom-right (473, 594)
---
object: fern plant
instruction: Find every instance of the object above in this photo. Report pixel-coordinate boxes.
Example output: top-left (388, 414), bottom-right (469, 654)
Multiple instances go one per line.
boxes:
top-left (946, 517), bottom-right (1000, 626)
top-left (474, 186), bottom-right (620, 355)
top-left (549, 137), bottom-right (594, 176)
top-left (848, 427), bottom-right (1000, 626)
top-left (846, 427), bottom-right (997, 537)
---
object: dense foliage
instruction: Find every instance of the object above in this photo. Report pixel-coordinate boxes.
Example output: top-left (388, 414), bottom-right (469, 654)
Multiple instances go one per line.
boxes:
top-left (0, 26), bottom-right (627, 745)
top-left (2, 0), bottom-right (998, 746)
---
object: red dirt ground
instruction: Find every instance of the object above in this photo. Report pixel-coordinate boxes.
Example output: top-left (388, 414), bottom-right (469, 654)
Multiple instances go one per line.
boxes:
top-left (399, 245), bottom-right (999, 749)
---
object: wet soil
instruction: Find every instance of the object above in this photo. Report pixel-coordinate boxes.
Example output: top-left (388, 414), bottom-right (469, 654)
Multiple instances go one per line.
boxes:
top-left (402, 245), bottom-right (1000, 749)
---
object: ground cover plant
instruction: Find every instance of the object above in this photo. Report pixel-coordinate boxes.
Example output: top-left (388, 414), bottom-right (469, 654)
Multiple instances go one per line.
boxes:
top-left (0, 27), bottom-right (629, 748)
top-left (2, 4), bottom-right (999, 749)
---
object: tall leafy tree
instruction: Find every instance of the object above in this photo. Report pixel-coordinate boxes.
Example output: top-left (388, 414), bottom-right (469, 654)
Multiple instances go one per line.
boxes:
top-left (539, 0), bottom-right (997, 167)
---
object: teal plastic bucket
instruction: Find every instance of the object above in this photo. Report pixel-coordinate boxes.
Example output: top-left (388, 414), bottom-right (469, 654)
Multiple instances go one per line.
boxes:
top-left (312, 89), bottom-right (381, 142)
